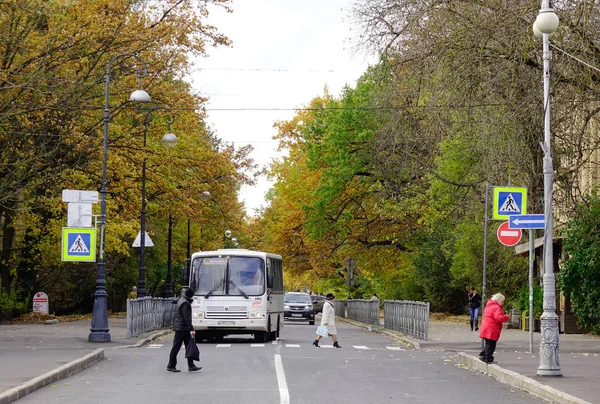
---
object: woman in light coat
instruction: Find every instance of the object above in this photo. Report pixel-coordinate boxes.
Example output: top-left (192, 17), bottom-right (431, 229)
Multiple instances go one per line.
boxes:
top-left (313, 293), bottom-right (341, 348)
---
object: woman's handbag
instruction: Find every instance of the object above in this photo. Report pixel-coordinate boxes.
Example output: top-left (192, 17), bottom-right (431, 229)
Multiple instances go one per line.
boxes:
top-left (316, 325), bottom-right (329, 337)
top-left (185, 338), bottom-right (200, 362)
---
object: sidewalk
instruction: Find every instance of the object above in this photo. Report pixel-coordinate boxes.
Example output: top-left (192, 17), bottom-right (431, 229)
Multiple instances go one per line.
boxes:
top-left (0, 317), bottom-right (168, 404)
top-left (364, 318), bottom-right (600, 404)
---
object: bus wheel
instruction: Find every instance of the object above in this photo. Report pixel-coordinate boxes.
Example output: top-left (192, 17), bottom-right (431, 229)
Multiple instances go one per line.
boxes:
top-left (254, 331), bottom-right (267, 342)
top-left (275, 317), bottom-right (281, 339)
top-left (268, 317), bottom-right (277, 341)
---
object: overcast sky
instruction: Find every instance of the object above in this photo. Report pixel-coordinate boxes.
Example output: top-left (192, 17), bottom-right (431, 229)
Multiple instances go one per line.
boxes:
top-left (188, 0), bottom-right (374, 216)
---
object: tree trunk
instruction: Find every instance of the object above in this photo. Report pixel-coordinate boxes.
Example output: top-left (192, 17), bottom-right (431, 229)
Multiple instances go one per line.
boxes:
top-left (1, 208), bottom-right (16, 295)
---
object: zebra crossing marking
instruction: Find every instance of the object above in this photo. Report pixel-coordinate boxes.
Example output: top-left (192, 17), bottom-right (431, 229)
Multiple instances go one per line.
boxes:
top-left (158, 343), bottom-right (407, 351)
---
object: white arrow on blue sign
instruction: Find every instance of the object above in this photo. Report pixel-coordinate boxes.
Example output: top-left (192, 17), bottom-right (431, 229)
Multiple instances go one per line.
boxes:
top-left (508, 214), bottom-right (545, 229)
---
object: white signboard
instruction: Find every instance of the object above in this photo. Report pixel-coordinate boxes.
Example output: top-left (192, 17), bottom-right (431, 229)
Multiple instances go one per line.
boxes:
top-left (62, 190), bottom-right (99, 203)
top-left (132, 231), bottom-right (154, 247)
top-left (32, 291), bottom-right (49, 314)
top-left (67, 203), bottom-right (93, 227)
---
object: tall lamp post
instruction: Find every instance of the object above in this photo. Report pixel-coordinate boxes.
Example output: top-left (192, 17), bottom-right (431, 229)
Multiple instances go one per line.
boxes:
top-left (138, 106), bottom-right (177, 298)
top-left (90, 54), bottom-right (151, 343)
top-left (165, 214), bottom-right (174, 298)
top-left (533, 3), bottom-right (562, 376)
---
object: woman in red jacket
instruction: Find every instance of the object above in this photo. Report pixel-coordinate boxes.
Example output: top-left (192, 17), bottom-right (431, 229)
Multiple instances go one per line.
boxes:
top-left (478, 293), bottom-right (510, 363)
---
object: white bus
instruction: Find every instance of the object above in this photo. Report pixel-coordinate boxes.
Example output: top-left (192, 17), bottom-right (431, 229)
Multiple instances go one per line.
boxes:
top-left (186, 249), bottom-right (284, 342)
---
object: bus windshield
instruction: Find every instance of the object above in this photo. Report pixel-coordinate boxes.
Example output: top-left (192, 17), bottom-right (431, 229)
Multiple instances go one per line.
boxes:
top-left (191, 256), bottom-right (265, 296)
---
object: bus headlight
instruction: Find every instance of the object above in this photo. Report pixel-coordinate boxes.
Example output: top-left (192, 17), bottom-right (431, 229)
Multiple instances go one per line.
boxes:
top-left (250, 312), bottom-right (265, 318)
top-left (193, 312), bottom-right (204, 318)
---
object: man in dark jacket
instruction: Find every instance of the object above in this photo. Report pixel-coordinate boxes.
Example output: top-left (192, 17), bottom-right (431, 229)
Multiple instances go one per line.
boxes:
top-left (167, 288), bottom-right (201, 372)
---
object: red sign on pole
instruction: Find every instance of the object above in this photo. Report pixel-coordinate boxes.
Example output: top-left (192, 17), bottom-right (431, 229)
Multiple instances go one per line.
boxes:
top-left (497, 221), bottom-right (522, 247)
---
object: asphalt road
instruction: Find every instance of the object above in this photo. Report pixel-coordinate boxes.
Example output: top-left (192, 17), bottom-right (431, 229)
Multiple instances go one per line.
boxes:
top-left (14, 319), bottom-right (542, 404)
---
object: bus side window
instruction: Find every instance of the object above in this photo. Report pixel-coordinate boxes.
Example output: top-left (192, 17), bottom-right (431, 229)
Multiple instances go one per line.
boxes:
top-left (267, 259), bottom-right (274, 289)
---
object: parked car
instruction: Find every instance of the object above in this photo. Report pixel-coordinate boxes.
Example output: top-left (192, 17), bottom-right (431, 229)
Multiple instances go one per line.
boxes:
top-left (311, 295), bottom-right (326, 314)
top-left (284, 292), bottom-right (315, 325)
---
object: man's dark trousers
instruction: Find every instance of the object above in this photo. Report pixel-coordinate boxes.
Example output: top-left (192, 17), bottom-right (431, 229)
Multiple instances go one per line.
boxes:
top-left (168, 331), bottom-right (194, 369)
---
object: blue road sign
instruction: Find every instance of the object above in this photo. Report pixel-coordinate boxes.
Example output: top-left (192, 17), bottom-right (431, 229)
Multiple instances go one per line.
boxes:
top-left (507, 214), bottom-right (545, 229)
top-left (493, 187), bottom-right (527, 220)
top-left (62, 227), bottom-right (96, 262)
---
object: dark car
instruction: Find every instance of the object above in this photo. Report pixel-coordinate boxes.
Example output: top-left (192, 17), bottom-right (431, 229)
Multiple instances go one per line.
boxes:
top-left (284, 292), bottom-right (315, 325)
top-left (311, 295), bottom-right (326, 314)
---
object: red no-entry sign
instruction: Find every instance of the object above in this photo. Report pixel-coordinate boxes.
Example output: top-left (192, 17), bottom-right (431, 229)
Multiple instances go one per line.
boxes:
top-left (497, 221), bottom-right (522, 246)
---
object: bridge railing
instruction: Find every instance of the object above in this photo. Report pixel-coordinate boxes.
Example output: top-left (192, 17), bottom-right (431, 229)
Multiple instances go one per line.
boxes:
top-left (383, 300), bottom-right (429, 341)
top-left (346, 299), bottom-right (380, 325)
top-left (126, 297), bottom-right (176, 337)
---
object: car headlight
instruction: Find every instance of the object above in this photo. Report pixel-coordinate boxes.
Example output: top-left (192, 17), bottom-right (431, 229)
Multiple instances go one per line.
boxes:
top-left (305, 305), bottom-right (312, 309)
top-left (284, 305), bottom-right (290, 310)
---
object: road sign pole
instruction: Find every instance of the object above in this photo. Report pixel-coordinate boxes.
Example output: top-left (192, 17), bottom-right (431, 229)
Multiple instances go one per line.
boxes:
top-left (482, 182), bottom-right (489, 350)
top-left (529, 229), bottom-right (534, 354)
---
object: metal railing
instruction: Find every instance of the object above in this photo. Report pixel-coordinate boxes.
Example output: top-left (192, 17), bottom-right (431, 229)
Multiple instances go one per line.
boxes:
top-left (333, 300), bottom-right (346, 317)
top-left (126, 297), bottom-right (176, 337)
top-left (384, 300), bottom-right (429, 340)
top-left (346, 299), bottom-right (380, 325)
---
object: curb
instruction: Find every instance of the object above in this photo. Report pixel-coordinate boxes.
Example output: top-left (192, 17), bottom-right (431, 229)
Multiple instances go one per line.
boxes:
top-left (133, 329), bottom-right (172, 347)
top-left (457, 353), bottom-right (590, 404)
top-left (0, 348), bottom-right (104, 404)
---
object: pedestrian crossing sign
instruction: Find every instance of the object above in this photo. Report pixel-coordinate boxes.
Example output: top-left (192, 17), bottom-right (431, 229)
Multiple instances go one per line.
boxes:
top-left (62, 227), bottom-right (96, 262)
top-left (493, 187), bottom-right (527, 220)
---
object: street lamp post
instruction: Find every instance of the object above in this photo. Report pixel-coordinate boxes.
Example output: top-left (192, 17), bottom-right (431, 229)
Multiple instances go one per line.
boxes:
top-left (89, 54), bottom-right (151, 343)
top-left (533, 2), bottom-right (562, 376)
top-left (165, 214), bottom-right (174, 298)
top-left (138, 106), bottom-right (177, 298)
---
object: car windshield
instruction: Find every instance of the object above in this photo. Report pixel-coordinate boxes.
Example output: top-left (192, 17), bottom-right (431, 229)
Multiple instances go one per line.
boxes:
top-left (284, 294), bottom-right (311, 303)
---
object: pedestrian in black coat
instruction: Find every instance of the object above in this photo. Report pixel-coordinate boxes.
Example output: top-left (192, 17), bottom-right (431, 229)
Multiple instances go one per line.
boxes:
top-left (468, 287), bottom-right (482, 331)
top-left (166, 288), bottom-right (201, 372)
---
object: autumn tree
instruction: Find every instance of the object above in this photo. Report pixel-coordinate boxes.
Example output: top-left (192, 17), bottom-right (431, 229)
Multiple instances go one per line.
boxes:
top-left (0, 0), bottom-right (257, 314)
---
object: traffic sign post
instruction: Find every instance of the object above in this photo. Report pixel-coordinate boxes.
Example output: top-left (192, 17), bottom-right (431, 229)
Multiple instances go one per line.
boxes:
top-left (497, 221), bottom-right (522, 246)
top-left (62, 227), bottom-right (96, 262)
top-left (508, 214), bottom-right (545, 229)
top-left (493, 187), bottom-right (527, 220)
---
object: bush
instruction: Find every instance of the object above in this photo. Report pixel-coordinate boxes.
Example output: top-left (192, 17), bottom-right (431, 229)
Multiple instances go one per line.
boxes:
top-left (518, 283), bottom-right (543, 318)
top-left (0, 290), bottom-right (29, 320)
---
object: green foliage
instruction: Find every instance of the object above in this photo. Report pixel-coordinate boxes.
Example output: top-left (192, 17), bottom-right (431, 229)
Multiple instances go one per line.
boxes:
top-left (411, 220), bottom-right (464, 313)
top-left (559, 190), bottom-right (600, 334)
top-left (517, 283), bottom-right (543, 318)
top-left (0, 290), bottom-right (29, 320)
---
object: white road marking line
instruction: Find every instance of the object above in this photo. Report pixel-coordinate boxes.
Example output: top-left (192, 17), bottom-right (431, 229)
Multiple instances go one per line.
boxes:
top-left (386, 346), bottom-right (404, 351)
top-left (353, 346), bottom-right (370, 350)
top-left (286, 344), bottom-right (301, 348)
top-left (251, 344), bottom-right (265, 348)
top-left (320, 345), bottom-right (334, 349)
top-left (216, 344), bottom-right (231, 348)
top-left (147, 344), bottom-right (162, 348)
top-left (274, 354), bottom-right (290, 404)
